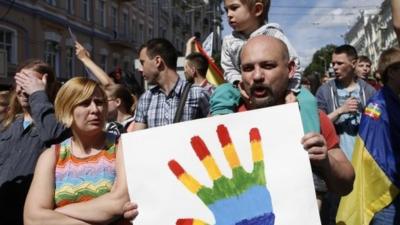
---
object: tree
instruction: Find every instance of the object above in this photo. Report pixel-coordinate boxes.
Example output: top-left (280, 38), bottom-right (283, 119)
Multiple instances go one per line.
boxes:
top-left (304, 44), bottom-right (337, 77)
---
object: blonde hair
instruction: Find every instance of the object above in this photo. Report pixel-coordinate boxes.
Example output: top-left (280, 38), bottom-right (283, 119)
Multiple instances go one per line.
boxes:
top-left (240, 0), bottom-right (271, 22)
top-left (0, 90), bottom-right (10, 123)
top-left (378, 47), bottom-right (400, 84)
top-left (0, 90), bottom-right (10, 104)
top-left (55, 77), bottom-right (107, 127)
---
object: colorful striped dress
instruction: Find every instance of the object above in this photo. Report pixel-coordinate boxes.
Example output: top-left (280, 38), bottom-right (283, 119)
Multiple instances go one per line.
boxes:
top-left (54, 132), bottom-right (118, 207)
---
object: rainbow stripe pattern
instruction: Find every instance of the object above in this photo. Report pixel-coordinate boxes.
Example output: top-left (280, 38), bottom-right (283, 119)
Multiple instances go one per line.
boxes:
top-left (194, 40), bottom-right (225, 86)
top-left (54, 133), bottom-right (117, 207)
top-left (364, 102), bottom-right (382, 120)
top-left (168, 125), bottom-right (275, 225)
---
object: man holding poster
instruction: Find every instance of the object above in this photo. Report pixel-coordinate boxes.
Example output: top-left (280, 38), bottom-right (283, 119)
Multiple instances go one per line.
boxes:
top-left (122, 35), bottom-right (355, 225)
top-left (211, 35), bottom-right (355, 197)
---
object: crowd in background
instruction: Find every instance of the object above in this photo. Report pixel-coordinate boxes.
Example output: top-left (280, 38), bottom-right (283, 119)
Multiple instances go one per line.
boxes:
top-left (0, 0), bottom-right (399, 224)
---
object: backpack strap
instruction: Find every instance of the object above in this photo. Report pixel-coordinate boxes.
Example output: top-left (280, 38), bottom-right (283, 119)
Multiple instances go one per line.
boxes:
top-left (173, 82), bottom-right (192, 123)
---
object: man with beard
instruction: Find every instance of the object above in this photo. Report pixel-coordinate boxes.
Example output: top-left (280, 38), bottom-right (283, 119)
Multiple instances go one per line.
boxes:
top-left (210, 35), bottom-right (355, 208)
top-left (131, 38), bottom-right (210, 130)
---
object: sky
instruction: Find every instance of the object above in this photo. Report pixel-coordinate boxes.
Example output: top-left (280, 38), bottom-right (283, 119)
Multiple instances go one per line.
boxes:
top-left (221, 0), bottom-right (384, 67)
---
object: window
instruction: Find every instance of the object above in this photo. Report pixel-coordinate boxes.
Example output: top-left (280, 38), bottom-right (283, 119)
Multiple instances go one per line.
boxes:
top-left (66, 0), bottom-right (74, 14)
top-left (131, 18), bottom-right (135, 41)
top-left (111, 6), bottom-right (118, 33)
top-left (44, 40), bottom-right (60, 77)
top-left (122, 12), bottom-right (128, 36)
top-left (139, 23), bottom-right (144, 43)
top-left (148, 3), bottom-right (154, 17)
top-left (148, 28), bottom-right (152, 39)
top-left (100, 54), bottom-right (107, 71)
top-left (0, 28), bottom-right (16, 64)
top-left (66, 47), bottom-right (74, 78)
top-left (113, 57), bottom-right (119, 68)
top-left (123, 61), bottom-right (129, 72)
top-left (138, 0), bottom-right (145, 10)
top-left (97, 0), bottom-right (106, 27)
top-left (82, 0), bottom-right (91, 21)
top-left (46, 0), bottom-right (56, 6)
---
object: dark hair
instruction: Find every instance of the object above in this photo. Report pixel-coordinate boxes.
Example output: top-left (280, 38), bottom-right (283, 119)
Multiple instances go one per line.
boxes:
top-left (186, 52), bottom-right (209, 78)
top-left (357, 55), bottom-right (371, 64)
top-left (334, 44), bottom-right (358, 61)
top-left (142, 38), bottom-right (178, 70)
top-left (106, 84), bottom-right (136, 114)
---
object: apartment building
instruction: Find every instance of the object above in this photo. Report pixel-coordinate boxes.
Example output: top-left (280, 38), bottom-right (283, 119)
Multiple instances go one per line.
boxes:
top-left (344, 0), bottom-right (398, 70)
top-left (0, 0), bottom-right (222, 89)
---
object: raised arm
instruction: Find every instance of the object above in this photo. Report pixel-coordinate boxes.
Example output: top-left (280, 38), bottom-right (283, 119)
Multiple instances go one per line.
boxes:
top-left (185, 36), bottom-right (196, 57)
top-left (392, 0), bottom-right (400, 45)
top-left (54, 144), bottom-right (136, 224)
top-left (24, 149), bottom-right (91, 225)
top-left (14, 72), bottom-right (70, 144)
top-left (221, 38), bottom-right (242, 84)
top-left (75, 41), bottom-right (115, 87)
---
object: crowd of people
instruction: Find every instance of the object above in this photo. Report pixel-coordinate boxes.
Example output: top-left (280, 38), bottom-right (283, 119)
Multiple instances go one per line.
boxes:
top-left (0, 0), bottom-right (399, 224)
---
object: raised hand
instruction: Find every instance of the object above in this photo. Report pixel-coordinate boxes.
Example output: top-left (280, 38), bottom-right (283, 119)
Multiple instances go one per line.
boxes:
top-left (14, 70), bottom-right (47, 95)
top-left (168, 125), bottom-right (275, 225)
top-left (75, 41), bottom-right (90, 61)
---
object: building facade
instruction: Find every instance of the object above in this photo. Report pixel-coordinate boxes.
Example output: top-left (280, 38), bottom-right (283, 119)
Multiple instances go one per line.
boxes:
top-left (0, 0), bottom-right (222, 90)
top-left (344, 0), bottom-right (397, 70)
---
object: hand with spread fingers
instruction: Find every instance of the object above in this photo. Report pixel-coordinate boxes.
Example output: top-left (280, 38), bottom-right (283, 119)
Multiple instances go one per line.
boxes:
top-left (14, 70), bottom-right (47, 95)
top-left (168, 125), bottom-right (275, 225)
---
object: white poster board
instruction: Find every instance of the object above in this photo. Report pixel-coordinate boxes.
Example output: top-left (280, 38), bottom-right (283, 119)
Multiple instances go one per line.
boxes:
top-left (122, 103), bottom-right (321, 225)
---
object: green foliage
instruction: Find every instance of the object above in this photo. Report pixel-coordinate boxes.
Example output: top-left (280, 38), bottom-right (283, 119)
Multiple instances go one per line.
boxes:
top-left (304, 44), bottom-right (337, 77)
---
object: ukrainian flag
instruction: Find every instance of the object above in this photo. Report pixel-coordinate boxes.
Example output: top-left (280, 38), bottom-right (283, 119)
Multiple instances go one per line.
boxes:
top-left (336, 86), bottom-right (400, 225)
top-left (194, 40), bottom-right (225, 86)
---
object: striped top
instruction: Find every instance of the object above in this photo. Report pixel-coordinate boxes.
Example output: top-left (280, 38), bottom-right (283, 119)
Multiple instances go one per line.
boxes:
top-left (54, 132), bottom-right (118, 207)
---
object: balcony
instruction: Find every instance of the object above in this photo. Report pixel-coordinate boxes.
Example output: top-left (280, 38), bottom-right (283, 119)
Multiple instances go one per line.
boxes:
top-left (108, 33), bottom-right (135, 49)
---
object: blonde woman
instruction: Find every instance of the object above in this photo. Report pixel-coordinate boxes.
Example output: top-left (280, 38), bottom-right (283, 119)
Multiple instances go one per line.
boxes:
top-left (24, 77), bottom-right (137, 225)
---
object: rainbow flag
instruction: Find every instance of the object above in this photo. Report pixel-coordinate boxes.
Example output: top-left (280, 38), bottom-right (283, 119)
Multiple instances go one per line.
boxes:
top-left (194, 40), bottom-right (225, 86)
top-left (336, 86), bottom-right (400, 225)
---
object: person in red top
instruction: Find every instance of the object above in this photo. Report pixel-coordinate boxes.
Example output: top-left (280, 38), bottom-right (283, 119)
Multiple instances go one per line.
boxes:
top-left (355, 56), bottom-right (382, 90)
top-left (217, 36), bottom-right (355, 202)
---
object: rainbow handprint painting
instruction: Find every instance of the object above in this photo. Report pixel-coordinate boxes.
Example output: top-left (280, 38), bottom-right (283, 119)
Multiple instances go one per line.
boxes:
top-left (169, 125), bottom-right (274, 225)
top-left (122, 103), bottom-right (321, 225)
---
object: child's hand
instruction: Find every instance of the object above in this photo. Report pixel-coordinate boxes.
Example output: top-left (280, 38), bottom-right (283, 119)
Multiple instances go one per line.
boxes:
top-left (285, 91), bottom-right (297, 103)
top-left (238, 81), bottom-right (250, 101)
top-left (185, 36), bottom-right (197, 55)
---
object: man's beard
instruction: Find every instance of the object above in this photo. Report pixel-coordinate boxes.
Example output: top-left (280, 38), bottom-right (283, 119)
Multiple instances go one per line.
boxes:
top-left (249, 84), bottom-right (277, 109)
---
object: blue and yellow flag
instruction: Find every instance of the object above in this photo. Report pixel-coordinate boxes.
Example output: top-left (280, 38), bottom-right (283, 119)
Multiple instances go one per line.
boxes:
top-left (336, 86), bottom-right (400, 225)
